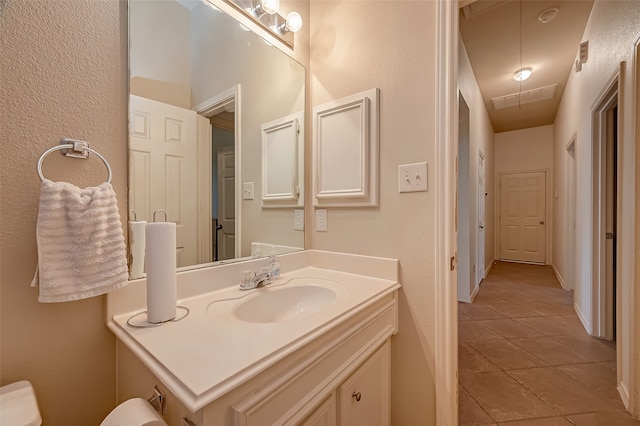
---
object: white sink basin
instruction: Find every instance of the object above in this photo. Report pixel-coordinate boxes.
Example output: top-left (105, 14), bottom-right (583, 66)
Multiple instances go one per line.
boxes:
top-left (233, 284), bottom-right (338, 323)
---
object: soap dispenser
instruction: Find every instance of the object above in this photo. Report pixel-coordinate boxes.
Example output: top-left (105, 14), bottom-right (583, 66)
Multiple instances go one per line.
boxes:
top-left (268, 246), bottom-right (281, 279)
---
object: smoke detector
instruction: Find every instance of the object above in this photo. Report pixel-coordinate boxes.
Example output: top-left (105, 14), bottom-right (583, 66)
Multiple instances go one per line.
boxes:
top-left (538, 8), bottom-right (559, 24)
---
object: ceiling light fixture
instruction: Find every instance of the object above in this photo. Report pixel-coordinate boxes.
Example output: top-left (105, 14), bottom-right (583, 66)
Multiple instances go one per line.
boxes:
top-left (513, 67), bottom-right (532, 82)
top-left (538, 8), bottom-right (559, 24)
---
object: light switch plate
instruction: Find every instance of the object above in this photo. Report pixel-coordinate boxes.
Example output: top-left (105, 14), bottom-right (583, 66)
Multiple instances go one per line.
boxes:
top-left (242, 182), bottom-right (254, 200)
top-left (398, 162), bottom-right (428, 193)
top-left (316, 209), bottom-right (328, 232)
top-left (294, 209), bottom-right (304, 231)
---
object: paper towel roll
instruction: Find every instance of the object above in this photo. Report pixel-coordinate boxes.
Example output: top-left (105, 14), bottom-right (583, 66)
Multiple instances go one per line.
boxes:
top-left (145, 222), bottom-right (177, 323)
top-left (100, 398), bottom-right (167, 426)
top-left (128, 220), bottom-right (147, 280)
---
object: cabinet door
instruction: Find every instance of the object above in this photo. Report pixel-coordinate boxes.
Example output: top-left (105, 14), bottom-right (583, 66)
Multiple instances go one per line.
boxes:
top-left (338, 342), bottom-right (390, 426)
top-left (299, 394), bottom-right (336, 426)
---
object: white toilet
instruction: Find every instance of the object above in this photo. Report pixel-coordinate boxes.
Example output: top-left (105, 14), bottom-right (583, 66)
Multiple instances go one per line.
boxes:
top-left (0, 381), bottom-right (167, 426)
top-left (0, 381), bottom-right (41, 426)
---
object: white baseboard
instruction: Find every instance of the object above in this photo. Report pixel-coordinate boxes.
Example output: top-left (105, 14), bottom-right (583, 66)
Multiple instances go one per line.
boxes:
top-left (618, 380), bottom-right (630, 410)
top-left (551, 264), bottom-right (567, 290)
top-left (469, 283), bottom-right (480, 302)
top-left (574, 302), bottom-right (592, 334)
top-left (484, 258), bottom-right (495, 280)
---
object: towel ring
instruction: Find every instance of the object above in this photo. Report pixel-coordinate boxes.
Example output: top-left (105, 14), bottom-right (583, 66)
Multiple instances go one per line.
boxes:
top-left (37, 142), bottom-right (112, 183)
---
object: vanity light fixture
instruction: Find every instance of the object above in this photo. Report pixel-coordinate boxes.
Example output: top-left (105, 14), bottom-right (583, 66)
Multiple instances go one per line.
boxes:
top-left (250, 0), bottom-right (279, 18)
top-left (276, 11), bottom-right (303, 34)
top-left (222, 0), bottom-right (302, 48)
top-left (513, 67), bottom-right (532, 82)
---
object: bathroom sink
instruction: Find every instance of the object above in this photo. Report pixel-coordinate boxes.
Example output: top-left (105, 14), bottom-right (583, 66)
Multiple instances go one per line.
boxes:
top-left (233, 285), bottom-right (338, 323)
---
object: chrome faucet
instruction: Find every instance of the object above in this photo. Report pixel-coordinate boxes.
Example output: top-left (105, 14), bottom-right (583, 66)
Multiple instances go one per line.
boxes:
top-left (239, 270), bottom-right (272, 290)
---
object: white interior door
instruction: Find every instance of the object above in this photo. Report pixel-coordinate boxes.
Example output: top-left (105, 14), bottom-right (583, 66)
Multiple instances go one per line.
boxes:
top-left (129, 95), bottom-right (198, 267)
top-left (217, 148), bottom-right (235, 261)
top-left (477, 151), bottom-right (486, 284)
top-left (500, 171), bottom-right (546, 263)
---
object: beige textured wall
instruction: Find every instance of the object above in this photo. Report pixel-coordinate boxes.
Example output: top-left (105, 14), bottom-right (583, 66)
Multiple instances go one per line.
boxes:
top-left (552, 0), bottom-right (640, 410)
top-left (459, 37), bottom-right (496, 297)
top-left (309, 2), bottom-right (437, 424)
top-left (0, 0), bottom-right (128, 424)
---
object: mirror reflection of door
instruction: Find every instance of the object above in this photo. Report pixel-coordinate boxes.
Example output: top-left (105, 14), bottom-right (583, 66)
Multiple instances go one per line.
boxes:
top-left (211, 112), bottom-right (235, 261)
top-left (129, 95), bottom-right (198, 267)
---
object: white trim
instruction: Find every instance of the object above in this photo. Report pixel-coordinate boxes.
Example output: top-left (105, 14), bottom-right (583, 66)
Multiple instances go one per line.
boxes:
top-left (551, 263), bottom-right (567, 290)
top-left (196, 115), bottom-right (213, 264)
top-left (619, 380), bottom-right (631, 410)
top-left (632, 32), bottom-right (640, 419)
top-left (458, 284), bottom-right (480, 304)
top-left (477, 149), bottom-right (486, 287)
top-left (590, 64), bottom-right (622, 339)
top-left (484, 258), bottom-right (495, 280)
top-left (574, 302), bottom-right (592, 334)
top-left (435, 0), bottom-right (458, 424)
top-left (194, 85), bottom-right (243, 259)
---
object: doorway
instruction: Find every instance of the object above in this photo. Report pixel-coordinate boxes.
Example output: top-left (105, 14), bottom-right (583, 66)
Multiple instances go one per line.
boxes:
top-left (457, 92), bottom-right (473, 302)
top-left (592, 72), bottom-right (620, 341)
top-left (566, 137), bottom-right (577, 290)
top-left (195, 85), bottom-right (241, 261)
top-left (477, 150), bottom-right (486, 286)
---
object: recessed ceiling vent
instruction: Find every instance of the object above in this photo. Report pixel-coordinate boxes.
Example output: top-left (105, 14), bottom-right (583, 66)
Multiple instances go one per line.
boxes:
top-left (491, 84), bottom-right (558, 110)
top-left (462, 0), bottom-right (509, 19)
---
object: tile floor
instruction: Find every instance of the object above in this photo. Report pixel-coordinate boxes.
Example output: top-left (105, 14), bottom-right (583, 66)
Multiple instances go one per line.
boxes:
top-left (458, 261), bottom-right (640, 425)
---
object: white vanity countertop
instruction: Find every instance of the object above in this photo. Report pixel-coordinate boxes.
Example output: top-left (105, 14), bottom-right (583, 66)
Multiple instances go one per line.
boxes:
top-left (107, 250), bottom-right (399, 412)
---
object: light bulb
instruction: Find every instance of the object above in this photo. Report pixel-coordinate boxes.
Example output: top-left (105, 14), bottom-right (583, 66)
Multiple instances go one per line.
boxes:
top-left (285, 11), bottom-right (302, 33)
top-left (261, 0), bottom-right (279, 15)
top-left (513, 68), bottom-right (532, 82)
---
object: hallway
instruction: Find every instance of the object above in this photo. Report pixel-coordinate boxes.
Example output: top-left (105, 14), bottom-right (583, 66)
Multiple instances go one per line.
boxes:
top-left (458, 261), bottom-right (640, 425)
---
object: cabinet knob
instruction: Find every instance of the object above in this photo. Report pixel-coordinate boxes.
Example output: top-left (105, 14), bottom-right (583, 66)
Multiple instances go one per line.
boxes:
top-left (352, 391), bottom-right (362, 402)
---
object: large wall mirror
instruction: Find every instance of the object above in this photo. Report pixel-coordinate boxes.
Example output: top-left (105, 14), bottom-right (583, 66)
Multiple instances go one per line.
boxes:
top-left (128, 0), bottom-right (305, 276)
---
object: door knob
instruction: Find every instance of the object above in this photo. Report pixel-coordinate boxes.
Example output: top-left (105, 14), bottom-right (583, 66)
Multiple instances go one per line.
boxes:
top-left (479, 225), bottom-right (484, 229)
top-left (539, 220), bottom-right (545, 225)
top-left (352, 391), bottom-right (362, 402)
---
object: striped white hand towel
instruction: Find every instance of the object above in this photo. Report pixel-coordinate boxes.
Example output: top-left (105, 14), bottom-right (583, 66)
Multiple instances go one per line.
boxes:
top-left (31, 179), bottom-right (128, 302)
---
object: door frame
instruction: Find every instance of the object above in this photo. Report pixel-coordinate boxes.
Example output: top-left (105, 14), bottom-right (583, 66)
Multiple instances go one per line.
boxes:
top-left (590, 65), bottom-right (622, 341)
top-left (496, 169), bottom-right (551, 265)
top-left (435, 0), bottom-right (458, 424)
top-left (457, 91), bottom-right (472, 302)
top-left (194, 85), bottom-right (242, 259)
top-left (565, 135), bottom-right (577, 290)
top-left (477, 149), bottom-right (486, 285)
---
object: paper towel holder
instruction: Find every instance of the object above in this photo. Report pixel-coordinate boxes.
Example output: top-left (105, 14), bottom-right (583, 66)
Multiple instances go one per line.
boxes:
top-left (125, 305), bottom-right (189, 328)
top-left (153, 209), bottom-right (168, 222)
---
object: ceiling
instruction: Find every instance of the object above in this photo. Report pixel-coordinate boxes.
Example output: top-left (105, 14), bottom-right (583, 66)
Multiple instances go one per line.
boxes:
top-left (459, 0), bottom-right (595, 133)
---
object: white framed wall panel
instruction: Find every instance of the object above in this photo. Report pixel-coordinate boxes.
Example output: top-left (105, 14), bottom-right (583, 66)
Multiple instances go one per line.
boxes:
top-left (312, 88), bottom-right (379, 207)
top-left (261, 112), bottom-right (304, 208)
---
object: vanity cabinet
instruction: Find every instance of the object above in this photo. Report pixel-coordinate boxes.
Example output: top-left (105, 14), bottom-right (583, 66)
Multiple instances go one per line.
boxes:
top-left (109, 252), bottom-right (399, 426)
top-left (115, 292), bottom-right (397, 426)
top-left (338, 342), bottom-right (389, 426)
top-left (299, 395), bottom-right (336, 426)
top-left (298, 341), bottom-right (390, 426)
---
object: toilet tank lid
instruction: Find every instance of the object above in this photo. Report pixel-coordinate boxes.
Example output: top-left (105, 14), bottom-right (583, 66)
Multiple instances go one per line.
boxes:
top-left (0, 380), bottom-right (42, 426)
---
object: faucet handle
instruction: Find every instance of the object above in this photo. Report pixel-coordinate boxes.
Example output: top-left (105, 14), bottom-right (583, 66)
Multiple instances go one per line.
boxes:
top-left (240, 270), bottom-right (255, 290)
